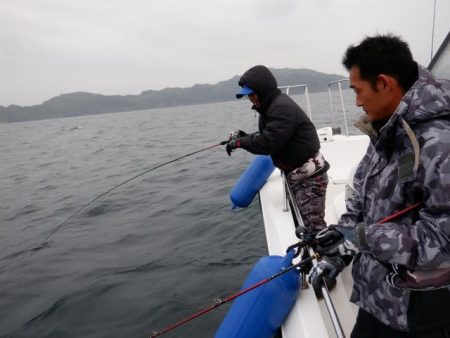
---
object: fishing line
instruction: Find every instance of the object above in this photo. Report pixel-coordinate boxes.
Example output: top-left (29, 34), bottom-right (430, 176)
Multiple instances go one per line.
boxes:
top-left (35, 140), bottom-right (229, 249)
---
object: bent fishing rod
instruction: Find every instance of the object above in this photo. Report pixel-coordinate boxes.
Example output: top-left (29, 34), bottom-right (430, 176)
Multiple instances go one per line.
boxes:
top-left (36, 131), bottom-right (259, 249)
top-left (36, 140), bottom-right (228, 249)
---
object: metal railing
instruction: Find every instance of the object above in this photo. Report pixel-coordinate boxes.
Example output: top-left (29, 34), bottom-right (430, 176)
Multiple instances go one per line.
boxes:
top-left (328, 79), bottom-right (350, 136)
top-left (278, 84), bottom-right (312, 120)
top-left (281, 171), bottom-right (346, 338)
top-left (279, 80), bottom-right (354, 137)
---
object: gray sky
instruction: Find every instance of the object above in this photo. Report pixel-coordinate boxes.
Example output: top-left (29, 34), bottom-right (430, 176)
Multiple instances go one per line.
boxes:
top-left (1, 0), bottom-right (449, 106)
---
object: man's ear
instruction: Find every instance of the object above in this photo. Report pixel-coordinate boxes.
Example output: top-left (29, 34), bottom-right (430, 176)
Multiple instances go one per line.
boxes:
top-left (377, 74), bottom-right (397, 91)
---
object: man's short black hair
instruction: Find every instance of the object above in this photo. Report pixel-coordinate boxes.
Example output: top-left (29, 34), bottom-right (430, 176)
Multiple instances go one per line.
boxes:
top-left (342, 34), bottom-right (418, 92)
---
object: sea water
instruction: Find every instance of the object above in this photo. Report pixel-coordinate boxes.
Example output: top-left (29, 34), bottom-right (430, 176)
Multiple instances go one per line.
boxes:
top-left (0, 90), bottom-right (362, 337)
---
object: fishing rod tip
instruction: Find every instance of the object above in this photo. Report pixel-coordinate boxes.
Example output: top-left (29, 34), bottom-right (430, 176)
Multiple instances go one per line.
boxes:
top-left (31, 242), bottom-right (50, 251)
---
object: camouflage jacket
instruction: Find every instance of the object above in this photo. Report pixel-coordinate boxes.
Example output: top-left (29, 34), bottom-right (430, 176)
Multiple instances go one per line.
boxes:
top-left (339, 65), bottom-right (450, 331)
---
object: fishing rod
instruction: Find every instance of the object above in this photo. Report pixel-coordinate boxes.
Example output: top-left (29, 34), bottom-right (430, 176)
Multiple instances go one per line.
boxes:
top-left (35, 140), bottom-right (229, 249)
top-left (36, 130), bottom-right (261, 249)
top-left (378, 202), bottom-right (423, 224)
top-left (149, 202), bottom-right (424, 337)
top-left (150, 254), bottom-right (314, 337)
top-left (288, 202), bottom-right (424, 338)
top-left (311, 202), bottom-right (423, 253)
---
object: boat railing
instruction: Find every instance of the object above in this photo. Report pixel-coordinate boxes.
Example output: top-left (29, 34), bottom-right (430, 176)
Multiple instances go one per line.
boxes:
top-left (281, 171), bottom-right (346, 338)
top-left (278, 84), bottom-right (312, 120)
top-left (328, 79), bottom-right (350, 136)
top-left (280, 80), bottom-right (356, 137)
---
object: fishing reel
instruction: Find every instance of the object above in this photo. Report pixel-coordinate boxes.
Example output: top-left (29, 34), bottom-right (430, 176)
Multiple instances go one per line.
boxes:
top-left (229, 130), bottom-right (240, 141)
top-left (228, 129), bottom-right (248, 142)
top-left (286, 226), bottom-right (319, 275)
top-left (295, 226), bottom-right (317, 245)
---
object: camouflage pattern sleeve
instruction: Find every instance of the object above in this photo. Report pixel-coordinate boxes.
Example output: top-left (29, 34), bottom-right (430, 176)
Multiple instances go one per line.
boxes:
top-left (366, 120), bottom-right (450, 269)
top-left (337, 153), bottom-right (366, 229)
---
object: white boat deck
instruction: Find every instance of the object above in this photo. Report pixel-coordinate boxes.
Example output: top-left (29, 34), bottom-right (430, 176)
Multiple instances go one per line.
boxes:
top-left (259, 131), bottom-right (369, 338)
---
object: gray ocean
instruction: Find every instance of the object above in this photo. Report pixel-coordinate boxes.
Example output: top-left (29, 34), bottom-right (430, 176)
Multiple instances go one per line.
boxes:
top-left (0, 90), bottom-right (362, 338)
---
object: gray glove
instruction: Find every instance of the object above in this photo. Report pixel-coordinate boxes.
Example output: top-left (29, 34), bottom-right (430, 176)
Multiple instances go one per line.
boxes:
top-left (315, 223), bottom-right (368, 256)
top-left (308, 255), bottom-right (346, 297)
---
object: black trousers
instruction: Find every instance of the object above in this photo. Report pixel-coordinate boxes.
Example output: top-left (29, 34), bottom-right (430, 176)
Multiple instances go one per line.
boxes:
top-left (351, 308), bottom-right (450, 338)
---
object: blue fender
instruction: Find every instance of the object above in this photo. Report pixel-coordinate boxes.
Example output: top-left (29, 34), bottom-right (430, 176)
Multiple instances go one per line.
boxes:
top-left (230, 155), bottom-right (275, 209)
top-left (215, 250), bottom-right (301, 338)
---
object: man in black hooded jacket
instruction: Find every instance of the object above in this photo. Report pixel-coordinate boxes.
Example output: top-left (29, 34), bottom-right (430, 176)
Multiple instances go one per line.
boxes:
top-left (226, 65), bottom-right (329, 233)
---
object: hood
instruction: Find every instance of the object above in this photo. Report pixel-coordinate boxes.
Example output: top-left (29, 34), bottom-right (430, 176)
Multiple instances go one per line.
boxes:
top-left (238, 65), bottom-right (281, 112)
top-left (400, 65), bottom-right (450, 125)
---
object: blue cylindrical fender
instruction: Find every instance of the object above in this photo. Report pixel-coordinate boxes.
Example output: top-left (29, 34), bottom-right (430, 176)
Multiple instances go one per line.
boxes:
top-left (215, 250), bottom-right (301, 338)
top-left (230, 155), bottom-right (275, 209)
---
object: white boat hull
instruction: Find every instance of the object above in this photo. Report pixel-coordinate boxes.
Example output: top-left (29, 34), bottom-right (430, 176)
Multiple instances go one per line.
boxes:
top-left (259, 132), bottom-right (369, 338)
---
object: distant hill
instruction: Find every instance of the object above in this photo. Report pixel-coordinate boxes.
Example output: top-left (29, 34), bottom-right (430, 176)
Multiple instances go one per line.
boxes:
top-left (0, 68), bottom-right (344, 123)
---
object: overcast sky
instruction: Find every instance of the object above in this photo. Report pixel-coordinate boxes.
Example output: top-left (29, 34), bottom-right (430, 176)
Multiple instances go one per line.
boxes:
top-left (1, 0), bottom-right (449, 106)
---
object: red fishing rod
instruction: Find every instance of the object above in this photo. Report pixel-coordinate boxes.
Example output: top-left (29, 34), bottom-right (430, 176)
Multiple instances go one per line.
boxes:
top-left (150, 254), bottom-right (314, 337)
top-left (378, 202), bottom-right (422, 224)
top-left (150, 202), bottom-right (424, 337)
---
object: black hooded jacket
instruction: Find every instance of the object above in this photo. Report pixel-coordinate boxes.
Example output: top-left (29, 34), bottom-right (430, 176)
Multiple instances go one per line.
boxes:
top-left (238, 65), bottom-right (320, 171)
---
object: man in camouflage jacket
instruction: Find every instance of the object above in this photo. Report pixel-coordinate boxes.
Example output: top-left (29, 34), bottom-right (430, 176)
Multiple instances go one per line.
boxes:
top-left (310, 35), bottom-right (450, 337)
